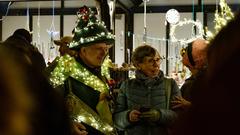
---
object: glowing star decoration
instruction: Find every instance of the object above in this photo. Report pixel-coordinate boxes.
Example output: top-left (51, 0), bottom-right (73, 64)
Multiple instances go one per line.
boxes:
top-left (166, 9), bottom-right (180, 24)
top-left (205, 0), bottom-right (234, 41)
top-left (170, 18), bottom-right (204, 44)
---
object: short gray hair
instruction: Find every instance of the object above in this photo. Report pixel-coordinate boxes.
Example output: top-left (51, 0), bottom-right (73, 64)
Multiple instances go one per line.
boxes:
top-left (131, 44), bottom-right (159, 66)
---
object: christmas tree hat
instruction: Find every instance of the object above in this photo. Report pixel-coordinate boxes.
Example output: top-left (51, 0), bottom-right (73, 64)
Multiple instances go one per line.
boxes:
top-left (69, 6), bottom-right (115, 50)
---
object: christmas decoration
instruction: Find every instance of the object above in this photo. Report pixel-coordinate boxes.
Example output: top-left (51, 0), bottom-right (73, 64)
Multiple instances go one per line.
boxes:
top-left (47, 0), bottom-right (59, 46)
top-left (166, 9), bottom-right (180, 24)
top-left (170, 18), bottom-right (204, 45)
top-left (101, 55), bottom-right (112, 80)
top-left (69, 6), bottom-right (115, 49)
top-left (205, 0), bottom-right (234, 41)
top-left (50, 54), bottom-right (109, 91)
top-left (108, 0), bottom-right (116, 30)
top-left (49, 54), bottom-right (114, 134)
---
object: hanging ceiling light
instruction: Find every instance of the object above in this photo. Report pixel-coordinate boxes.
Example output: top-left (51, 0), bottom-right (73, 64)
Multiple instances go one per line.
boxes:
top-left (166, 9), bottom-right (180, 24)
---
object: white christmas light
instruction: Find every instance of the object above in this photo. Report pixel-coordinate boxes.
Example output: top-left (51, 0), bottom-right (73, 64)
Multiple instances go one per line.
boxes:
top-left (166, 9), bottom-right (180, 24)
top-left (170, 18), bottom-right (204, 44)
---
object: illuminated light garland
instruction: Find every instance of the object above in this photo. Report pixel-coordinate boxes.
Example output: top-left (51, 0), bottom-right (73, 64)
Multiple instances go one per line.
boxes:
top-left (101, 55), bottom-right (111, 80)
top-left (49, 54), bottom-right (109, 93)
top-left (67, 92), bottom-right (114, 134)
top-left (68, 6), bottom-right (115, 49)
top-left (170, 18), bottom-right (204, 44)
top-left (67, 89), bottom-right (114, 135)
top-left (50, 54), bottom-right (114, 134)
top-left (205, 0), bottom-right (234, 41)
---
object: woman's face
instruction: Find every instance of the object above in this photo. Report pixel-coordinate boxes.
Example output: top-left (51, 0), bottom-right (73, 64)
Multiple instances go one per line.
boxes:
top-left (137, 53), bottom-right (161, 78)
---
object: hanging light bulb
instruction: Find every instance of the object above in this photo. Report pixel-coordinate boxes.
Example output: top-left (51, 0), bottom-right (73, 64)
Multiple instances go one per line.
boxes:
top-left (166, 9), bottom-right (180, 24)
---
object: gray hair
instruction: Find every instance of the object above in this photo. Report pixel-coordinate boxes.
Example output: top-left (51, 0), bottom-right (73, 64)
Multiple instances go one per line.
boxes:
top-left (131, 44), bottom-right (159, 67)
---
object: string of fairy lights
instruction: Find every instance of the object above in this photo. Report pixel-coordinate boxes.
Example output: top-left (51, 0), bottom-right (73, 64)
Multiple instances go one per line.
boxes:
top-left (170, 18), bottom-right (204, 45)
top-left (69, 7), bottom-right (114, 49)
top-left (50, 54), bottom-right (114, 134)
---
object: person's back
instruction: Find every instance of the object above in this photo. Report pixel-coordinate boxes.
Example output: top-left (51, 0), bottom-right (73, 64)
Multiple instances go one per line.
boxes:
top-left (0, 45), bottom-right (71, 135)
top-left (3, 28), bottom-right (46, 72)
top-left (172, 12), bottom-right (240, 135)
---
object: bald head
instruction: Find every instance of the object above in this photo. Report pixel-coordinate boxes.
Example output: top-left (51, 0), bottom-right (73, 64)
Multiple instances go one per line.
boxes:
top-left (182, 39), bottom-right (208, 70)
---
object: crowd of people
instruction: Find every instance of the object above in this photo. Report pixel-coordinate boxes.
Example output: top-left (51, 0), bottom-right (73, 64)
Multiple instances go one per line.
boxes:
top-left (0, 5), bottom-right (240, 135)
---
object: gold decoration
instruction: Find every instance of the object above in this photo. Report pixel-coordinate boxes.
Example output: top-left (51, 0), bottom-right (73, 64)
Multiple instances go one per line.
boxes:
top-left (205, 0), bottom-right (234, 41)
top-left (49, 54), bottom-right (115, 134)
top-left (101, 55), bottom-right (111, 80)
top-left (50, 54), bottom-right (109, 93)
top-left (66, 90), bottom-right (114, 134)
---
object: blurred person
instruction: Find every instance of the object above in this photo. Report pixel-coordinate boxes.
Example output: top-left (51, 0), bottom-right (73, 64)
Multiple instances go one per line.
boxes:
top-left (3, 28), bottom-right (46, 73)
top-left (0, 46), bottom-right (33, 135)
top-left (171, 39), bottom-right (208, 110)
top-left (50, 6), bottom-right (115, 135)
top-left (113, 45), bottom-right (181, 135)
top-left (172, 12), bottom-right (240, 135)
top-left (0, 37), bottom-right (72, 135)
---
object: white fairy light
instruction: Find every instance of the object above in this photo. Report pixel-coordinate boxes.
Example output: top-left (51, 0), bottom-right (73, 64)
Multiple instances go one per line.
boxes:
top-left (50, 55), bottom-right (114, 134)
top-left (170, 18), bottom-right (204, 44)
top-left (166, 9), bottom-right (180, 24)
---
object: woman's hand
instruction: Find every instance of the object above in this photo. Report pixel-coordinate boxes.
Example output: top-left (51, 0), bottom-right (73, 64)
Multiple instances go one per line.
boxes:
top-left (129, 110), bottom-right (141, 122)
top-left (171, 96), bottom-right (191, 110)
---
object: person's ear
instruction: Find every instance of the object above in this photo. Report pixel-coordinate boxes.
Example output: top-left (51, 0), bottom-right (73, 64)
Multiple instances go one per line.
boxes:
top-left (80, 47), bottom-right (86, 55)
top-left (135, 63), bottom-right (142, 70)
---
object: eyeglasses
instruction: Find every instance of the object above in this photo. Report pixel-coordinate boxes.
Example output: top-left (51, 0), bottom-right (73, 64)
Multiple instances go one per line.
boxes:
top-left (180, 44), bottom-right (195, 66)
top-left (145, 56), bottom-right (163, 64)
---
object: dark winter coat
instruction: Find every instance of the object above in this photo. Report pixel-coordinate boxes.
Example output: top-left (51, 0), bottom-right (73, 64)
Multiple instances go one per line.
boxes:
top-left (114, 70), bottom-right (181, 135)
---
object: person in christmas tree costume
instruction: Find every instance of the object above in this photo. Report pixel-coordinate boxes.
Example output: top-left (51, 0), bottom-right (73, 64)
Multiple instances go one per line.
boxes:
top-left (50, 6), bottom-right (115, 135)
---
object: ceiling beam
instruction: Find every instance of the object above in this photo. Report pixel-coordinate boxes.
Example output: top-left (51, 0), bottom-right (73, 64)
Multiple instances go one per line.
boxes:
top-left (133, 4), bottom-right (240, 13)
top-left (3, 4), bottom-right (240, 16)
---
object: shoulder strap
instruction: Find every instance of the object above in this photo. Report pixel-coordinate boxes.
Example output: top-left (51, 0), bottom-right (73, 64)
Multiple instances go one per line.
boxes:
top-left (165, 78), bottom-right (172, 110)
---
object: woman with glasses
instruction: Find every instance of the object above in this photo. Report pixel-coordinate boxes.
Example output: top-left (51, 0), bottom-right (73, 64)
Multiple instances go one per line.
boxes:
top-left (113, 44), bottom-right (181, 135)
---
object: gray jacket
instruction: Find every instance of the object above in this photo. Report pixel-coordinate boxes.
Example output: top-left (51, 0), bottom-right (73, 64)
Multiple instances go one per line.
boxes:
top-left (113, 70), bottom-right (181, 135)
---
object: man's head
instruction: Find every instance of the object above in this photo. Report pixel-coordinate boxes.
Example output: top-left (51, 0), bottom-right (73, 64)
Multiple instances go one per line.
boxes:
top-left (13, 29), bottom-right (32, 44)
top-left (181, 39), bottom-right (208, 71)
top-left (68, 6), bottom-right (114, 68)
top-left (79, 43), bottom-right (112, 68)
